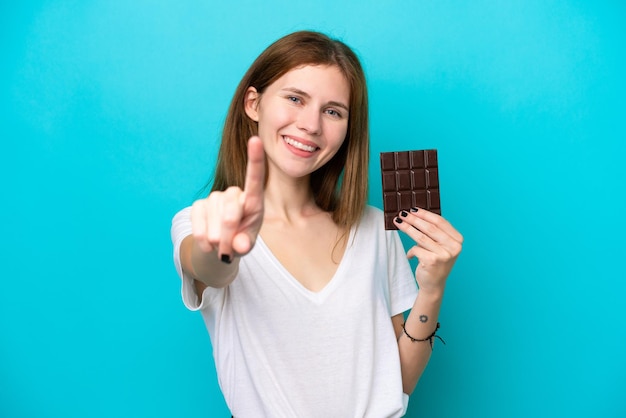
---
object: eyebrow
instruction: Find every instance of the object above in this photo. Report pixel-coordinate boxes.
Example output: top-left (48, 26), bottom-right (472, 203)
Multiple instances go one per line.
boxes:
top-left (282, 87), bottom-right (350, 112)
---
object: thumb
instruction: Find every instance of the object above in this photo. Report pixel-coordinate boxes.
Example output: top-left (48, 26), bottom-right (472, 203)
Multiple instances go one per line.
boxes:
top-left (232, 230), bottom-right (254, 255)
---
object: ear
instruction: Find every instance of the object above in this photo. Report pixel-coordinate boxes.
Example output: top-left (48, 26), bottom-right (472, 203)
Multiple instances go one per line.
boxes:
top-left (244, 87), bottom-right (260, 122)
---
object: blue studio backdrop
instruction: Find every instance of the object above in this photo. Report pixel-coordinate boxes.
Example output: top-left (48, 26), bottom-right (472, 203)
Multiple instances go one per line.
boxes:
top-left (1, 1), bottom-right (625, 417)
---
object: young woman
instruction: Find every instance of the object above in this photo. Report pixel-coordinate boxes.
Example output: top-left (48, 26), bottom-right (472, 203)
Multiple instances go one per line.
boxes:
top-left (171, 30), bottom-right (463, 417)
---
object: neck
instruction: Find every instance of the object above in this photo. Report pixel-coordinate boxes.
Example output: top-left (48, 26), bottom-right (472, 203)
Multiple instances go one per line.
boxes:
top-left (263, 173), bottom-right (321, 223)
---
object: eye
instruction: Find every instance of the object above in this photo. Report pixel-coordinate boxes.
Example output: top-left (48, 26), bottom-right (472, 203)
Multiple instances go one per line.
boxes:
top-left (325, 108), bottom-right (343, 119)
top-left (287, 95), bottom-right (302, 104)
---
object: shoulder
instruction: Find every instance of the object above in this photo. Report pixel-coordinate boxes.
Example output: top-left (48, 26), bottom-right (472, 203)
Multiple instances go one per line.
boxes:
top-left (171, 206), bottom-right (193, 242)
top-left (356, 206), bottom-right (404, 248)
top-left (173, 206), bottom-right (192, 222)
top-left (359, 205), bottom-right (384, 226)
top-left (353, 205), bottom-right (387, 236)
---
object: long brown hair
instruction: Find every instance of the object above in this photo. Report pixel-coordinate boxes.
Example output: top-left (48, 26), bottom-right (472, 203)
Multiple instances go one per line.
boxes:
top-left (210, 30), bottom-right (369, 228)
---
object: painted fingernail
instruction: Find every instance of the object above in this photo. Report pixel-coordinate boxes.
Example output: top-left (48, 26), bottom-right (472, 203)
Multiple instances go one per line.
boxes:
top-left (221, 254), bottom-right (232, 264)
top-left (410, 207), bottom-right (419, 212)
top-left (400, 210), bottom-right (408, 217)
top-left (395, 217), bottom-right (403, 224)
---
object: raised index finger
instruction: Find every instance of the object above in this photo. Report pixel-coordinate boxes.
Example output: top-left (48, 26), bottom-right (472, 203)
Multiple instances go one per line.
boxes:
top-left (243, 136), bottom-right (265, 201)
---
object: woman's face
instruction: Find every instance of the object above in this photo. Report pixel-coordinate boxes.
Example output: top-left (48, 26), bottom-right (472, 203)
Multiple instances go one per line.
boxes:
top-left (245, 64), bottom-right (350, 181)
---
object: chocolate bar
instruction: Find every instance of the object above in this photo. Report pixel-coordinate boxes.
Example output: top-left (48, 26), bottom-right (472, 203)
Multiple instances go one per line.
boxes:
top-left (380, 149), bottom-right (441, 230)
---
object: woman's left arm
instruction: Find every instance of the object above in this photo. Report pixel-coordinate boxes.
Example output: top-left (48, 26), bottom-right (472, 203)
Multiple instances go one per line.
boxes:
top-left (391, 207), bottom-right (464, 395)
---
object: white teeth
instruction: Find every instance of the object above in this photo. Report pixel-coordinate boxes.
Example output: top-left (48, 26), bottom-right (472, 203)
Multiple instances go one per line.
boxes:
top-left (283, 136), bottom-right (317, 152)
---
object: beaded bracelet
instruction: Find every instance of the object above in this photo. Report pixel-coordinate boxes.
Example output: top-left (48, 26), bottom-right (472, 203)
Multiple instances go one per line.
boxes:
top-left (401, 322), bottom-right (446, 349)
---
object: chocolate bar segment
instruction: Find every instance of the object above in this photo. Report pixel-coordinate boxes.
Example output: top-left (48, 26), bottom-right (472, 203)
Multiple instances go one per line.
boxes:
top-left (380, 149), bottom-right (441, 230)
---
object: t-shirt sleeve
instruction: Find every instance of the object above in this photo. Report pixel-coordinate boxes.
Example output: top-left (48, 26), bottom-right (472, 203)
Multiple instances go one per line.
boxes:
top-left (170, 206), bottom-right (222, 311)
top-left (386, 228), bottom-right (419, 316)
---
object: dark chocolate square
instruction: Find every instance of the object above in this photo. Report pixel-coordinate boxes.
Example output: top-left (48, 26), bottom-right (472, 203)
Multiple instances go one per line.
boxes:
top-left (380, 149), bottom-right (441, 230)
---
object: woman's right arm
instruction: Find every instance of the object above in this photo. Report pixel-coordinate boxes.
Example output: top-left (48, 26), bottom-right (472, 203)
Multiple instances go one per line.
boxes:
top-left (180, 235), bottom-right (240, 289)
top-left (179, 136), bottom-right (265, 290)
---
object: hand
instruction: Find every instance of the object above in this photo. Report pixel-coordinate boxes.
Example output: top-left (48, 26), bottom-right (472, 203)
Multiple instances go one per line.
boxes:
top-left (190, 136), bottom-right (265, 262)
top-left (393, 208), bottom-right (463, 295)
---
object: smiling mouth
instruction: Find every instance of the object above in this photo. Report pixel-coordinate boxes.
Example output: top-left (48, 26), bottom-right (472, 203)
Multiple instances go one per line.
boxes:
top-left (283, 136), bottom-right (319, 152)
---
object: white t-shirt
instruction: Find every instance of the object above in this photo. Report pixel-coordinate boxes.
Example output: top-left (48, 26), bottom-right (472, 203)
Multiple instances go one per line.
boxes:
top-left (171, 205), bottom-right (418, 418)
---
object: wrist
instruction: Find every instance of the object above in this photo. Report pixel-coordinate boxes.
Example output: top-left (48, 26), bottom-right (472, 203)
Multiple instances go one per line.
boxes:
top-left (417, 286), bottom-right (444, 301)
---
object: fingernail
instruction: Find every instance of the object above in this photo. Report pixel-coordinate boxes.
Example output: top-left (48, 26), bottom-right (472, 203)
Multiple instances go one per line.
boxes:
top-left (221, 254), bottom-right (232, 264)
top-left (410, 207), bottom-right (419, 212)
top-left (400, 210), bottom-right (408, 217)
top-left (395, 217), bottom-right (403, 224)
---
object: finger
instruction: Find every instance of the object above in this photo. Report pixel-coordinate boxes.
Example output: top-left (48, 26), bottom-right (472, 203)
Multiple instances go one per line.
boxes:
top-left (411, 207), bottom-right (464, 243)
top-left (393, 215), bottom-right (440, 254)
top-left (191, 200), bottom-right (214, 253)
top-left (232, 231), bottom-right (253, 255)
top-left (243, 136), bottom-right (265, 207)
top-left (398, 207), bottom-right (463, 246)
top-left (406, 245), bottom-right (437, 265)
top-left (394, 210), bottom-right (463, 258)
top-left (406, 247), bottom-right (455, 285)
top-left (406, 242), bottom-right (459, 276)
top-left (217, 187), bottom-right (245, 262)
top-left (405, 215), bottom-right (451, 249)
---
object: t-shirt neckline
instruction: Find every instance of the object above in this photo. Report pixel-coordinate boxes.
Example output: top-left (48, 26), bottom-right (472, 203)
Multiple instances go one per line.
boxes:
top-left (256, 224), bottom-right (356, 304)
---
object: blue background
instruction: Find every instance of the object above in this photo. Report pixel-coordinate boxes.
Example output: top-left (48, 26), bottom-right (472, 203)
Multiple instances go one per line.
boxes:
top-left (2, 1), bottom-right (625, 417)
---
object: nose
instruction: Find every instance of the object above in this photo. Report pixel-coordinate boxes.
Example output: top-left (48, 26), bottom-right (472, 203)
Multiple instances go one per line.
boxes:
top-left (296, 106), bottom-right (321, 135)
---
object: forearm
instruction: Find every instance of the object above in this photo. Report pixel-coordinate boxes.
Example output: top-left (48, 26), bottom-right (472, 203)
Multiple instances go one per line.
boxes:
top-left (181, 235), bottom-right (239, 288)
top-left (398, 289), bottom-right (444, 394)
